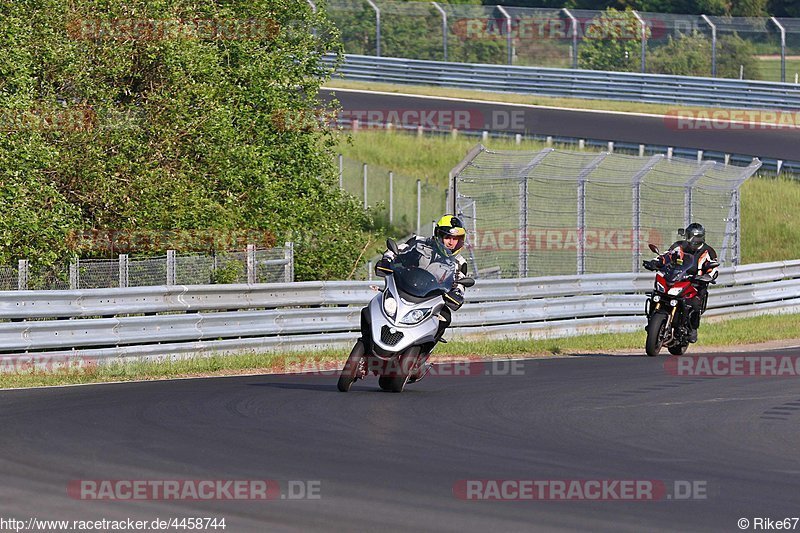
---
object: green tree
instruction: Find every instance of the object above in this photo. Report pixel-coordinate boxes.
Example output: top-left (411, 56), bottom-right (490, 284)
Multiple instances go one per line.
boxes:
top-left (647, 31), bottom-right (711, 76)
top-left (0, 0), bottom-right (372, 280)
top-left (718, 32), bottom-right (762, 79)
top-left (578, 8), bottom-right (648, 72)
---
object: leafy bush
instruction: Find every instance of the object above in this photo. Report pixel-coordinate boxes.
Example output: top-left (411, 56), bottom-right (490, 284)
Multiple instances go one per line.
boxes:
top-left (0, 0), bottom-right (372, 280)
top-left (578, 8), bottom-right (647, 72)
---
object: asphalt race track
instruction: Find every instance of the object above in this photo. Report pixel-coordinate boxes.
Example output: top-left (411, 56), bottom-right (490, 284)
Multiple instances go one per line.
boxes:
top-left (2, 349), bottom-right (800, 532)
top-left (321, 88), bottom-right (800, 162)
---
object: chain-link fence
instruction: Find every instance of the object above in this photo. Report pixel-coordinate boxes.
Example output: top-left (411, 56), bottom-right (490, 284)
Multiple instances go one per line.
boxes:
top-left (1, 244), bottom-right (294, 291)
top-left (326, 0), bottom-right (800, 82)
top-left (338, 154), bottom-right (447, 237)
top-left (453, 146), bottom-right (761, 279)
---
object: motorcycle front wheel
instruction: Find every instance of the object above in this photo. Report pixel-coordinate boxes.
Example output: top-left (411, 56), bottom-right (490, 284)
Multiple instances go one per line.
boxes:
top-left (645, 313), bottom-right (669, 357)
top-left (337, 340), bottom-right (366, 392)
top-left (381, 346), bottom-right (420, 393)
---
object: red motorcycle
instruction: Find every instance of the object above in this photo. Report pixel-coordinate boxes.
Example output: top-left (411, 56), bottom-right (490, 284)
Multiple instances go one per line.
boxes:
top-left (643, 244), bottom-right (718, 356)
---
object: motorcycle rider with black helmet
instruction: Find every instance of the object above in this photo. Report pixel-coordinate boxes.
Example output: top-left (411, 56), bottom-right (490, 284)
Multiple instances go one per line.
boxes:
top-left (643, 222), bottom-right (719, 343)
top-left (373, 214), bottom-right (469, 380)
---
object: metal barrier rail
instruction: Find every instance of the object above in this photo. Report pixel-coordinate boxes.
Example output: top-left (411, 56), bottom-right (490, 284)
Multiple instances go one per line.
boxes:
top-left (325, 55), bottom-right (800, 111)
top-left (0, 259), bottom-right (798, 360)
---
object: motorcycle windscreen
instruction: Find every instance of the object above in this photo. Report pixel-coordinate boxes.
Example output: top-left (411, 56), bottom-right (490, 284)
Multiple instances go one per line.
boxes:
top-left (664, 254), bottom-right (697, 284)
top-left (392, 248), bottom-right (456, 298)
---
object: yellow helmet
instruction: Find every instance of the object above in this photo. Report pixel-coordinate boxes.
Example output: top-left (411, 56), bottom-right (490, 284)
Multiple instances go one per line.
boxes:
top-left (434, 214), bottom-right (466, 254)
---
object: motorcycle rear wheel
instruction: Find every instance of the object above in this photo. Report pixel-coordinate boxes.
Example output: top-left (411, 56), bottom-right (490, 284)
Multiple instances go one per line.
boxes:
top-left (337, 340), bottom-right (366, 392)
top-left (645, 313), bottom-right (669, 357)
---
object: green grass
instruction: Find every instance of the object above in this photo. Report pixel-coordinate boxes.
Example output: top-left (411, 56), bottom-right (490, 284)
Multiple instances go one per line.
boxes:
top-left (337, 130), bottom-right (800, 265)
top-left (756, 57), bottom-right (800, 83)
top-left (2, 312), bottom-right (797, 389)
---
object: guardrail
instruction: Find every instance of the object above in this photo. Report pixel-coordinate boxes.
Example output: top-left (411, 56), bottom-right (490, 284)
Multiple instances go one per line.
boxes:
top-left (0, 259), bottom-right (798, 364)
top-left (325, 54), bottom-right (800, 111)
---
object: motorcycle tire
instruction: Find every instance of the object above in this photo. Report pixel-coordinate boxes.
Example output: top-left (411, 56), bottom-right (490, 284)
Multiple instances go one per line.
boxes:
top-left (645, 313), bottom-right (669, 357)
top-left (337, 340), bottom-right (366, 392)
top-left (381, 346), bottom-right (420, 393)
top-left (668, 343), bottom-right (689, 355)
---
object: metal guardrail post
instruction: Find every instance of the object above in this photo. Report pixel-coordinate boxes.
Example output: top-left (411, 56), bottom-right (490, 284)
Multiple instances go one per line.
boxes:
top-left (432, 2), bottom-right (447, 62)
top-left (632, 11), bottom-right (646, 74)
top-left (17, 260), bottom-right (28, 291)
top-left (497, 6), bottom-right (512, 65)
top-left (119, 254), bottom-right (129, 288)
top-left (246, 244), bottom-right (256, 284)
top-left (365, 0), bottom-right (381, 57)
top-left (701, 15), bottom-right (716, 78)
top-left (166, 250), bottom-right (176, 286)
top-left (562, 8), bottom-right (578, 69)
top-left (771, 17), bottom-right (786, 83)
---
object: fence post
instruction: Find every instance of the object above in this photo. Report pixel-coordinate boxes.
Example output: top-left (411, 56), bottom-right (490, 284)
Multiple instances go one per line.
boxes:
top-left (365, 0), bottom-right (381, 57)
top-left (363, 163), bottom-right (368, 208)
top-left (771, 17), bottom-right (786, 83)
top-left (563, 8), bottom-right (578, 69)
top-left (70, 260), bottom-right (79, 289)
top-left (701, 15), bottom-right (716, 77)
top-left (17, 259), bottom-right (28, 290)
top-left (632, 11), bottom-right (646, 73)
top-left (284, 241), bottom-right (294, 282)
top-left (388, 171), bottom-right (394, 224)
top-left (416, 179), bottom-right (422, 236)
top-left (338, 154), bottom-right (343, 189)
top-left (166, 249), bottom-right (176, 286)
top-left (246, 244), bottom-right (256, 284)
top-left (119, 254), bottom-right (129, 288)
top-left (497, 6), bottom-right (512, 65)
top-left (432, 1), bottom-right (447, 62)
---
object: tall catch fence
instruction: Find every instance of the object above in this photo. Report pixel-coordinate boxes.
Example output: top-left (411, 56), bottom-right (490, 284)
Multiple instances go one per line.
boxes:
top-left (452, 146), bottom-right (761, 279)
top-left (325, 0), bottom-right (800, 82)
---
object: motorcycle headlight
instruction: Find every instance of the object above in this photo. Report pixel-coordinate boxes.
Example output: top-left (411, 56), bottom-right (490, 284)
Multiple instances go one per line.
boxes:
top-left (383, 294), bottom-right (397, 318)
top-left (400, 308), bottom-right (431, 325)
top-left (669, 299), bottom-right (678, 307)
top-left (652, 295), bottom-right (661, 303)
top-left (668, 287), bottom-right (682, 296)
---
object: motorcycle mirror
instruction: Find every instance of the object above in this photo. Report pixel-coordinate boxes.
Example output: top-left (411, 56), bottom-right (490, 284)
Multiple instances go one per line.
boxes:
top-left (386, 238), bottom-right (399, 255)
top-left (648, 243), bottom-right (660, 254)
top-left (677, 228), bottom-right (685, 236)
top-left (458, 277), bottom-right (476, 288)
top-left (712, 270), bottom-right (719, 280)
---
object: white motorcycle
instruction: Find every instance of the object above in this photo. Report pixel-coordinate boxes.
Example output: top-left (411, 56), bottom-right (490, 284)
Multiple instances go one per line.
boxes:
top-left (337, 239), bottom-right (474, 393)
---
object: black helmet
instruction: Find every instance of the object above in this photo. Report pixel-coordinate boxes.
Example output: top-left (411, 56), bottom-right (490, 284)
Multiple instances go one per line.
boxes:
top-left (685, 222), bottom-right (705, 251)
top-left (434, 214), bottom-right (466, 254)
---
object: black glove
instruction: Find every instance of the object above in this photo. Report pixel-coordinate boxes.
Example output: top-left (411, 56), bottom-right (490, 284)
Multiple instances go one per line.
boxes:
top-left (375, 258), bottom-right (392, 277)
top-left (642, 260), bottom-right (658, 271)
top-left (444, 287), bottom-right (464, 311)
